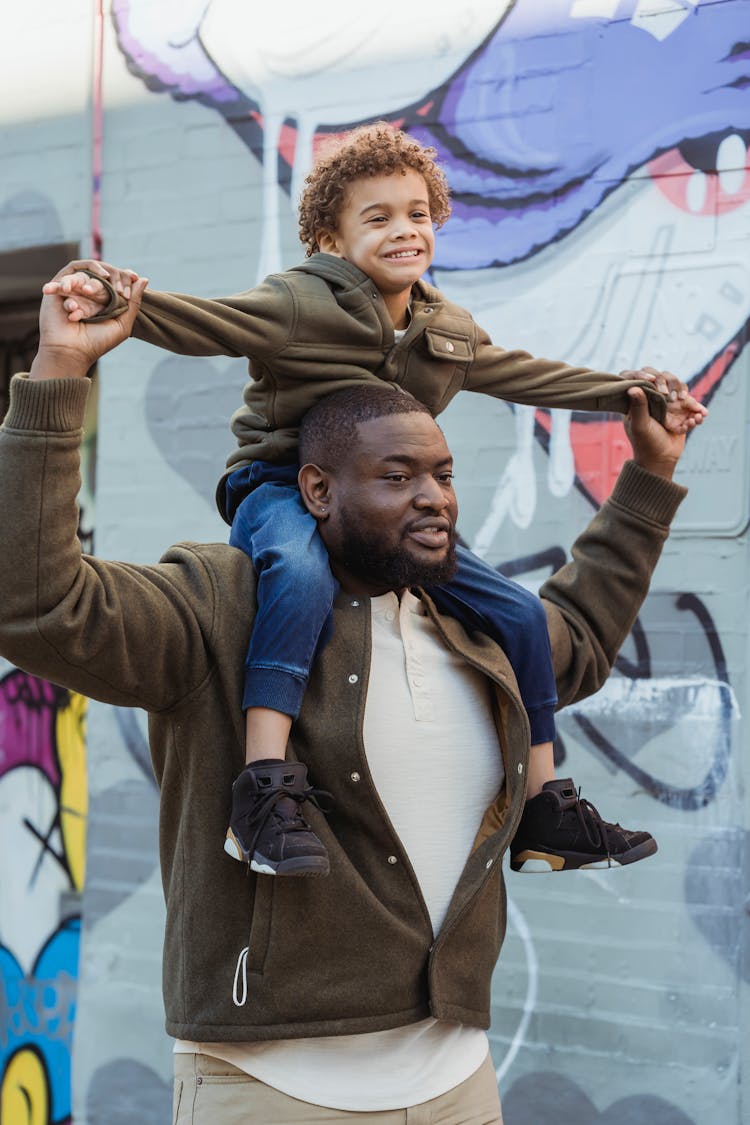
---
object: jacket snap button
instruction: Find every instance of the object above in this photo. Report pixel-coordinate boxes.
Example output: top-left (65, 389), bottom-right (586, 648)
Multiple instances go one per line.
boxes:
top-left (348, 674), bottom-right (359, 684)
top-left (387, 855), bottom-right (398, 865)
top-left (351, 600), bottom-right (360, 608)
top-left (444, 340), bottom-right (455, 353)
top-left (485, 859), bottom-right (493, 869)
top-left (517, 763), bottom-right (523, 774)
top-left (350, 772), bottom-right (361, 782)
top-left (196, 1077), bottom-right (203, 1085)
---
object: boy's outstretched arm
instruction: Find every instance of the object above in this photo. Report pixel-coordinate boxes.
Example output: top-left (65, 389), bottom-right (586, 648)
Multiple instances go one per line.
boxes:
top-left (465, 325), bottom-right (708, 429)
top-left (43, 257), bottom-right (292, 362)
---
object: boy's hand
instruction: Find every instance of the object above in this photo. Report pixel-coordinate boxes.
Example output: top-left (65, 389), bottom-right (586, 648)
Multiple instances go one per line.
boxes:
top-left (621, 366), bottom-right (708, 434)
top-left (42, 259), bottom-right (141, 322)
top-left (29, 268), bottom-right (149, 381)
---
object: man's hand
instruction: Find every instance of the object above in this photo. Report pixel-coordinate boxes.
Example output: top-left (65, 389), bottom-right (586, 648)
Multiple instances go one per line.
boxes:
top-left (622, 366), bottom-right (707, 433)
top-left (42, 259), bottom-right (141, 322)
top-left (625, 386), bottom-right (690, 480)
top-left (29, 266), bottom-right (148, 382)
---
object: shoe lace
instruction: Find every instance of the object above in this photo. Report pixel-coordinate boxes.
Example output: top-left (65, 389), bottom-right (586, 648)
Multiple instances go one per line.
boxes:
top-left (574, 791), bottom-right (614, 856)
top-left (240, 784), bottom-right (333, 858)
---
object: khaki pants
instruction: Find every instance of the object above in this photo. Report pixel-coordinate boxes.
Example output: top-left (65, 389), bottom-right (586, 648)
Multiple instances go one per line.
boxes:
top-left (173, 1051), bottom-right (503, 1124)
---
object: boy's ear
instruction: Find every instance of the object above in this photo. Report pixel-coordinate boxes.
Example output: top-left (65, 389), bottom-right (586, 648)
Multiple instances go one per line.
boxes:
top-left (317, 229), bottom-right (341, 257)
top-left (298, 463), bottom-right (332, 521)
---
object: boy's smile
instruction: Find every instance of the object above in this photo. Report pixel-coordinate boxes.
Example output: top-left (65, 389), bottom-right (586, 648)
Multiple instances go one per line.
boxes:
top-left (317, 168), bottom-right (435, 329)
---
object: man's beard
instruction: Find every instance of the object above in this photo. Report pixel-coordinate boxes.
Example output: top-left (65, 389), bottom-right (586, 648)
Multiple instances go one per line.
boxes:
top-left (336, 513), bottom-right (458, 590)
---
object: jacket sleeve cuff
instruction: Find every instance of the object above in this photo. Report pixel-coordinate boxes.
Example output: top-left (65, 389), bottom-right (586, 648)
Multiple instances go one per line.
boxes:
top-left (4, 374), bottom-right (91, 433)
top-left (610, 459), bottom-right (687, 526)
top-left (81, 270), bottom-right (129, 321)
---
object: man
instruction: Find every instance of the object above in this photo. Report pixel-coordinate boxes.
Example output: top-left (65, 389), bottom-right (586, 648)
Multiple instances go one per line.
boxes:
top-left (0, 278), bottom-right (689, 1122)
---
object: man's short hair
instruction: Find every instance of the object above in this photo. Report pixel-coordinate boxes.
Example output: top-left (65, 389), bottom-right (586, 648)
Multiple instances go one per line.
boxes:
top-left (298, 386), bottom-right (434, 471)
top-left (298, 124), bottom-right (452, 255)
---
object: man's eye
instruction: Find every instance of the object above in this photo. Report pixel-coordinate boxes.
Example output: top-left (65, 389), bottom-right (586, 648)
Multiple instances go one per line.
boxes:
top-left (385, 473), bottom-right (408, 482)
top-left (437, 473), bottom-right (454, 483)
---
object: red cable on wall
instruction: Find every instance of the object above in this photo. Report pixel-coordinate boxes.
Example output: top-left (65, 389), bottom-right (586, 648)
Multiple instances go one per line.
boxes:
top-left (91, 0), bottom-right (104, 259)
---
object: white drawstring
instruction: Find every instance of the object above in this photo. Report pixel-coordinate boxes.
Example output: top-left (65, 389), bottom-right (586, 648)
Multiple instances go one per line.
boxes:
top-left (232, 946), bottom-right (249, 1007)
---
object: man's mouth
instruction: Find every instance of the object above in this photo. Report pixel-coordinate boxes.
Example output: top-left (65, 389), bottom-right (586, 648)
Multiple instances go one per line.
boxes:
top-left (406, 518), bottom-right (452, 548)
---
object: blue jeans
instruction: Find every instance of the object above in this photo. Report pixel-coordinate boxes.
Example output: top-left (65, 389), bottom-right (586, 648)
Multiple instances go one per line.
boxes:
top-left (227, 463), bottom-right (557, 742)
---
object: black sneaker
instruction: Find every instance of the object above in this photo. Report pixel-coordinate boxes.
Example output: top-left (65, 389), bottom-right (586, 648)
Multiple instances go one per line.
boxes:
top-left (224, 760), bottom-right (331, 877)
top-left (510, 778), bottom-right (657, 873)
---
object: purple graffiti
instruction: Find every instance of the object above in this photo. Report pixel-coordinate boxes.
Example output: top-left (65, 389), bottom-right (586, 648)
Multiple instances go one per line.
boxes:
top-left (0, 671), bottom-right (66, 785)
top-left (111, 0), bottom-right (750, 267)
top-left (112, 0), bottom-right (239, 105)
top-left (414, 0), bottom-right (750, 266)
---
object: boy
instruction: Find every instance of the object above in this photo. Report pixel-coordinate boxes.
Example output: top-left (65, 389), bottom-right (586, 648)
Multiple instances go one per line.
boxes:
top-left (49, 124), bottom-right (705, 879)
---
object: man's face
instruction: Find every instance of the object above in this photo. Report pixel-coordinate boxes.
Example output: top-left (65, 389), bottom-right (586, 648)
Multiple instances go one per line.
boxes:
top-left (322, 169), bottom-right (436, 299)
top-left (321, 412), bottom-right (459, 597)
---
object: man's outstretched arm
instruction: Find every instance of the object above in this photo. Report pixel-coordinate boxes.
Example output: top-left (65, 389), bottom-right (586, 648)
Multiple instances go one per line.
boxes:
top-left (0, 273), bottom-right (235, 710)
top-left (541, 384), bottom-right (690, 709)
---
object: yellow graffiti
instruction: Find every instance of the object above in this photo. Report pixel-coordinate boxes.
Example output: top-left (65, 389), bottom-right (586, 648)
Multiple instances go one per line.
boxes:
top-left (0, 1048), bottom-right (49, 1125)
top-left (56, 691), bottom-right (88, 892)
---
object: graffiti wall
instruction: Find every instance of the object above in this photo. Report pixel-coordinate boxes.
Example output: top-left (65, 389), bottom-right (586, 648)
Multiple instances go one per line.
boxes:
top-left (2, 0), bottom-right (749, 1121)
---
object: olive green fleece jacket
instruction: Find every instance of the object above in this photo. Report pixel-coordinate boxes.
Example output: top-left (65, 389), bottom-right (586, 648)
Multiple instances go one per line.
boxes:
top-left (0, 373), bottom-right (686, 1042)
top-left (94, 254), bottom-right (669, 522)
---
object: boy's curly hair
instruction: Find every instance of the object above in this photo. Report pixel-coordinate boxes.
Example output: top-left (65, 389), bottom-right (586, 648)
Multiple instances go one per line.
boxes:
top-left (298, 124), bottom-right (452, 255)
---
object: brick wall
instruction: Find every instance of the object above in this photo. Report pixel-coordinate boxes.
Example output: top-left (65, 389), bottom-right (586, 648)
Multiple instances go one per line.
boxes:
top-left (1, 3), bottom-right (748, 1122)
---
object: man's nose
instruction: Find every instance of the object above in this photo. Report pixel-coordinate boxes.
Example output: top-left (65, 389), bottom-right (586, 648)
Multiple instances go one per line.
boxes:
top-left (413, 479), bottom-right (449, 508)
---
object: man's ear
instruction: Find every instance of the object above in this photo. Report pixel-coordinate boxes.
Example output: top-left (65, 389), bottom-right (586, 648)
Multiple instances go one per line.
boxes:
top-left (317, 229), bottom-right (342, 257)
top-left (298, 463), bottom-right (332, 521)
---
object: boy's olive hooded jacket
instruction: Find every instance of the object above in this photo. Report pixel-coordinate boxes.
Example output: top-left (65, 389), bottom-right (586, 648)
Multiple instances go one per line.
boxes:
top-left (0, 374), bottom-right (685, 1042)
top-left (94, 254), bottom-right (669, 522)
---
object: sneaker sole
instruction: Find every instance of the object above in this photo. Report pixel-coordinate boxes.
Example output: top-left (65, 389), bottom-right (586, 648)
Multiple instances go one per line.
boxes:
top-left (224, 832), bottom-right (330, 877)
top-left (511, 837), bottom-right (658, 873)
top-left (252, 854), bottom-right (330, 877)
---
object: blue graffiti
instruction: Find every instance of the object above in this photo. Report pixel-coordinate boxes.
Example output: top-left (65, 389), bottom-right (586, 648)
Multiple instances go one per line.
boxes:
top-left (0, 919), bottom-right (79, 1123)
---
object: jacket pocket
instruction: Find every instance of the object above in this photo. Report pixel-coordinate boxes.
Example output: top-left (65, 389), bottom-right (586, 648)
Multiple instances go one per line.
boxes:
top-left (423, 328), bottom-right (473, 362)
top-left (417, 328), bottom-right (472, 412)
top-left (246, 877), bottom-right (275, 974)
top-left (231, 878), bottom-right (275, 1007)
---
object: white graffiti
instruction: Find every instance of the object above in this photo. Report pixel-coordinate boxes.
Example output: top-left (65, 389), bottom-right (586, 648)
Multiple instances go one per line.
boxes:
top-left (0, 768), bottom-right (70, 973)
top-left (198, 0), bottom-right (513, 279)
top-left (569, 675), bottom-right (740, 724)
top-left (438, 153), bottom-right (750, 550)
top-left (571, 0), bottom-right (700, 40)
top-left (496, 894), bottom-right (539, 1084)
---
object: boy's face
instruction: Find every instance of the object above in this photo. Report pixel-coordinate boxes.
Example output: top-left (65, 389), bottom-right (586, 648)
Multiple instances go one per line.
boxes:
top-left (318, 169), bottom-right (435, 298)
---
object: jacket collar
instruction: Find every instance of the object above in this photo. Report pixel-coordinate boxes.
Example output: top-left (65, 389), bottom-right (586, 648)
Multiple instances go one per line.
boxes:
top-left (289, 253), bottom-right (443, 307)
